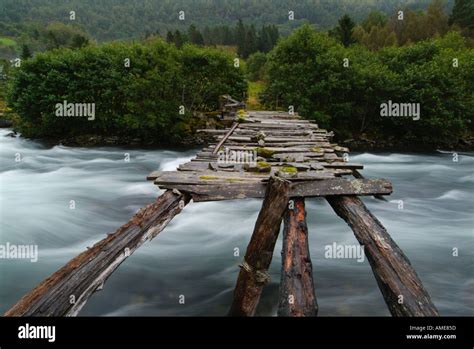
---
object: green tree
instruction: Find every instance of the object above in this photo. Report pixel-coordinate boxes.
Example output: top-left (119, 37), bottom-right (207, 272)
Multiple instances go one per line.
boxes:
top-left (244, 25), bottom-right (258, 58)
top-left (7, 39), bottom-right (247, 143)
top-left (43, 22), bottom-right (90, 50)
top-left (188, 24), bottom-right (204, 46)
top-left (262, 25), bottom-right (473, 147)
top-left (362, 11), bottom-right (388, 31)
top-left (334, 15), bottom-right (356, 47)
top-left (20, 43), bottom-right (32, 59)
top-left (450, 0), bottom-right (474, 29)
top-left (246, 51), bottom-right (267, 81)
top-left (71, 34), bottom-right (89, 48)
top-left (173, 30), bottom-right (187, 48)
top-left (236, 20), bottom-right (247, 57)
top-left (166, 30), bottom-right (174, 44)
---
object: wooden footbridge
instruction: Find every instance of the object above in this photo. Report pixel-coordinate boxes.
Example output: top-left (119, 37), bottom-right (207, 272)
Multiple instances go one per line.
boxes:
top-left (5, 110), bottom-right (438, 317)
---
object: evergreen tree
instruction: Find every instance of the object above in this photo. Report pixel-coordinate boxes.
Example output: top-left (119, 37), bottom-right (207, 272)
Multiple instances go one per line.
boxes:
top-left (222, 25), bottom-right (234, 45)
top-left (257, 26), bottom-right (269, 52)
top-left (450, 0), bottom-right (474, 29)
top-left (166, 30), bottom-right (174, 44)
top-left (236, 19), bottom-right (247, 57)
top-left (20, 43), bottom-right (32, 59)
top-left (245, 25), bottom-right (258, 58)
top-left (188, 24), bottom-right (204, 45)
top-left (203, 26), bottom-right (213, 45)
top-left (174, 30), bottom-right (186, 48)
top-left (335, 14), bottom-right (356, 47)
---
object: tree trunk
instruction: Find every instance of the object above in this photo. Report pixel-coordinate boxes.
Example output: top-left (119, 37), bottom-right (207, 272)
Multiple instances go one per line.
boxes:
top-left (278, 197), bottom-right (318, 316)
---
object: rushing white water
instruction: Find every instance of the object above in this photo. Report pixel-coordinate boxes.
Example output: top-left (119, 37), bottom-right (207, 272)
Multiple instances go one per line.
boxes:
top-left (0, 129), bottom-right (473, 316)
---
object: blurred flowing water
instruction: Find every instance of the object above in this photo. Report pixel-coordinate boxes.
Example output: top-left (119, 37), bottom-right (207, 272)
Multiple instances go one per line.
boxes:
top-left (0, 128), bottom-right (473, 316)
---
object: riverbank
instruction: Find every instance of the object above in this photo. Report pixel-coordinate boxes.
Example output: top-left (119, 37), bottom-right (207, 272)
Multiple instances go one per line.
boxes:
top-left (3, 126), bottom-right (473, 152)
top-left (340, 137), bottom-right (474, 152)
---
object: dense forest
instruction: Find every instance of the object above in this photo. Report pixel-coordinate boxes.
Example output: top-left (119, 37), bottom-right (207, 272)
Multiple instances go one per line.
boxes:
top-left (1, 0), bottom-right (473, 149)
top-left (0, 0), bottom-right (454, 41)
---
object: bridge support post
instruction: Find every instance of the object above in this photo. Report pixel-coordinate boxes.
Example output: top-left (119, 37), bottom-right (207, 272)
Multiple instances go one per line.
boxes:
top-left (5, 190), bottom-right (190, 317)
top-left (326, 195), bottom-right (439, 316)
top-left (228, 176), bottom-right (290, 316)
top-left (278, 197), bottom-right (318, 316)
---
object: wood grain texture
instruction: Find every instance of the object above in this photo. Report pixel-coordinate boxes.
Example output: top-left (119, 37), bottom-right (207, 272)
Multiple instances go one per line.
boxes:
top-left (5, 190), bottom-right (189, 317)
top-left (212, 122), bottom-right (239, 154)
top-left (326, 195), bottom-right (439, 316)
top-left (158, 178), bottom-right (392, 202)
top-left (278, 197), bottom-right (318, 317)
top-left (228, 176), bottom-right (290, 316)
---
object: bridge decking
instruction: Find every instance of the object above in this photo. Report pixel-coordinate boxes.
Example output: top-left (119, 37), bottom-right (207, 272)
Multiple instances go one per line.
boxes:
top-left (147, 111), bottom-right (392, 201)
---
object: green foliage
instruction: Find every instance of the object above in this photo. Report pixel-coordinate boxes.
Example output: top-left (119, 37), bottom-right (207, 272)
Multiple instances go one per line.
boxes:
top-left (0, 0), bottom-right (454, 42)
top-left (20, 44), bottom-right (32, 59)
top-left (7, 40), bottom-right (247, 143)
top-left (43, 22), bottom-right (91, 50)
top-left (450, 0), bottom-right (474, 29)
top-left (188, 25), bottom-right (204, 46)
top-left (246, 52), bottom-right (267, 81)
top-left (0, 37), bottom-right (18, 60)
top-left (262, 26), bottom-right (473, 146)
top-left (355, 1), bottom-right (452, 50)
top-left (0, 37), bottom-right (17, 46)
top-left (333, 15), bottom-right (356, 47)
top-left (362, 11), bottom-right (388, 31)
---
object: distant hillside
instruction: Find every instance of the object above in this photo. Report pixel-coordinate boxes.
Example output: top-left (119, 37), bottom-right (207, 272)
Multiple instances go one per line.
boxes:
top-left (0, 0), bottom-right (455, 41)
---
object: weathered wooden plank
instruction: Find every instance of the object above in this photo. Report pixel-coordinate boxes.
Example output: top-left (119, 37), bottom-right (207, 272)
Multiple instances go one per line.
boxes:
top-left (228, 176), bottom-right (291, 316)
top-left (160, 178), bottom-right (393, 202)
top-left (209, 146), bottom-right (330, 154)
top-left (5, 190), bottom-right (190, 317)
top-left (153, 170), bottom-right (269, 185)
top-left (174, 161), bottom-right (362, 173)
top-left (151, 169), bottom-right (336, 186)
top-left (326, 196), bottom-right (439, 317)
top-left (196, 129), bottom-right (229, 134)
top-left (352, 169), bottom-right (386, 201)
top-left (212, 122), bottom-right (239, 154)
top-left (234, 130), bottom-right (317, 136)
top-left (278, 197), bottom-right (318, 317)
top-left (260, 119), bottom-right (313, 124)
top-left (240, 124), bottom-right (315, 130)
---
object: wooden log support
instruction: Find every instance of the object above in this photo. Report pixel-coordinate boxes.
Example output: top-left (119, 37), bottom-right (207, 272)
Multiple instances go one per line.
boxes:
top-left (228, 176), bottom-right (290, 316)
top-left (278, 197), bottom-right (318, 317)
top-left (326, 195), bottom-right (439, 316)
top-left (5, 190), bottom-right (190, 317)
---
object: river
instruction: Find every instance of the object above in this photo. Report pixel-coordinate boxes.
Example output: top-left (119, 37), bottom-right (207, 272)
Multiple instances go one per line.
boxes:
top-left (0, 128), bottom-right (473, 316)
